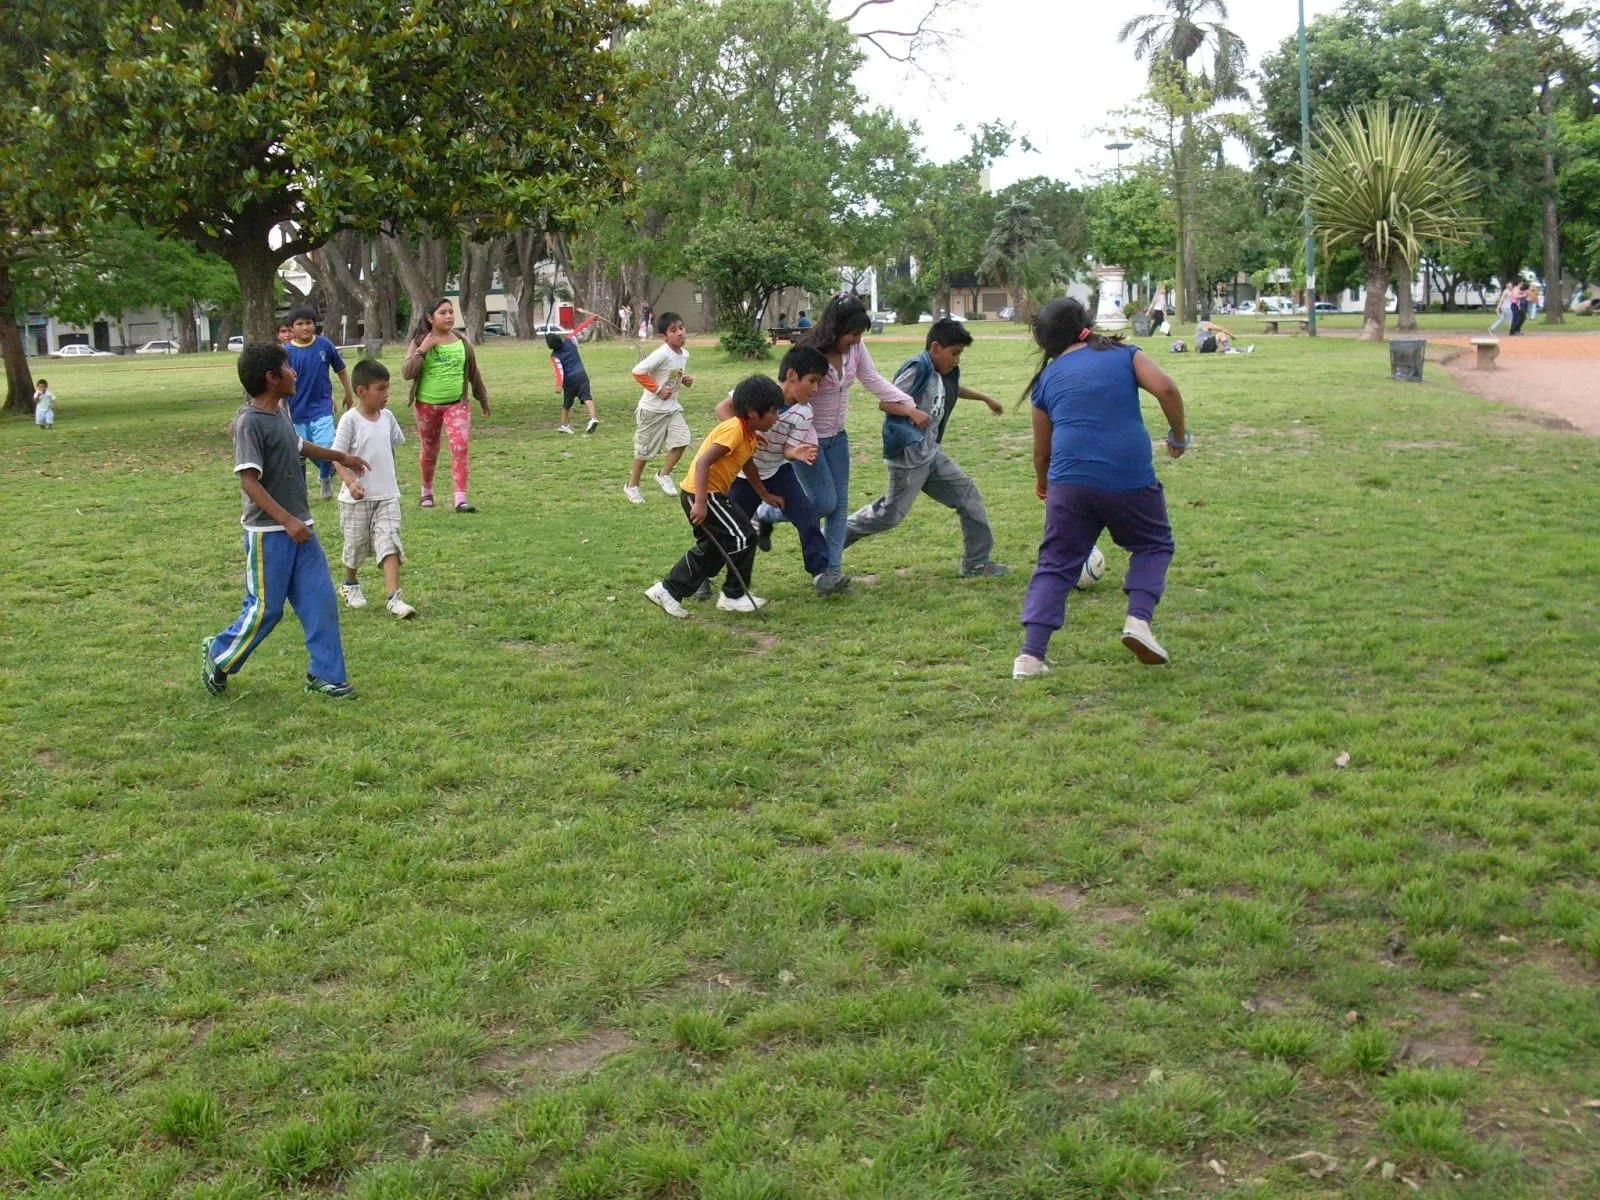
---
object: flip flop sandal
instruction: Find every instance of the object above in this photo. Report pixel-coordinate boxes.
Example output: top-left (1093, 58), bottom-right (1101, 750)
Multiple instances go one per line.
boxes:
top-left (455, 502), bottom-right (477, 513)
top-left (419, 495), bottom-right (435, 508)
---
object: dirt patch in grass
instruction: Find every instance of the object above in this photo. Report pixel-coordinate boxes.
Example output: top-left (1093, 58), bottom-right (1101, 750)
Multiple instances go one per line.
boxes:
top-left (1088, 904), bottom-right (1145, 926)
top-left (1447, 333), bottom-right (1600, 435)
top-left (1030, 883), bottom-right (1086, 912)
top-left (1399, 993), bottom-right (1486, 1068)
top-left (460, 1028), bottom-right (631, 1116)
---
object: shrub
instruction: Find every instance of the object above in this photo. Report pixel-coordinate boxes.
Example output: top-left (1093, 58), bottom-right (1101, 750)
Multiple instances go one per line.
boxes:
top-left (718, 324), bottom-right (770, 360)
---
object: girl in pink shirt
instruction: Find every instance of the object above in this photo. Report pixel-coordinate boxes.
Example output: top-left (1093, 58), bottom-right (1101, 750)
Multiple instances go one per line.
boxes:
top-left (796, 295), bottom-right (914, 594)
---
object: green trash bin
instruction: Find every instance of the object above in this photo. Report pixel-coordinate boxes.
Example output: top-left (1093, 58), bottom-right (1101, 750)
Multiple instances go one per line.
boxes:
top-left (1389, 338), bottom-right (1426, 382)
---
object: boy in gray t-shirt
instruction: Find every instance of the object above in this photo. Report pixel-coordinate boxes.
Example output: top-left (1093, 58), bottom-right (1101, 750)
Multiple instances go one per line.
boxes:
top-left (201, 343), bottom-right (370, 699)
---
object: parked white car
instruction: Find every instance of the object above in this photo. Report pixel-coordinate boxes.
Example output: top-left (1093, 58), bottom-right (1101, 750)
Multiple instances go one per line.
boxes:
top-left (226, 335), bottom-right (245, 351)
top-left (52, 343), bottom-right (113, 358)
top-left (135, 340), bottom-right (179, 355)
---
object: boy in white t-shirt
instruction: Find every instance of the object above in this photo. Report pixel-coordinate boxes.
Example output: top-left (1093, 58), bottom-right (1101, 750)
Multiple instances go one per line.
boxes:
top-left (623, 311), bottom-right (694, 504)
top-left (33, 379), bottom-right (55, 428)
top-left (332, 360), bottom-right (416, 618)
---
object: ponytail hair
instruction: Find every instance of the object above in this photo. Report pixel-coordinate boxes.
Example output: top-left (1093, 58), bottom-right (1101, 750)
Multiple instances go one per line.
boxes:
top-left (799, 294), bottom-right (871, 353)
top-left (410, 297), bottom-right (453, 343)
top-left (1019, 297), bottom-right (1125, 404)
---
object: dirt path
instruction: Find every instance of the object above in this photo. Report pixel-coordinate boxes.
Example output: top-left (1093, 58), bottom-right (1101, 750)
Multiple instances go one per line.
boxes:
top-left (1441, 330), bottom-right (1600, 434)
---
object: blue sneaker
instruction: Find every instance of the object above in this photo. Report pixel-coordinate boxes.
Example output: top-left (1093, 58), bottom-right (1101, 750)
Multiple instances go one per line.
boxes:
top-left (200, 638), bottom-right (226, 695)
top-left (305, 674), bottom-right (357, 699)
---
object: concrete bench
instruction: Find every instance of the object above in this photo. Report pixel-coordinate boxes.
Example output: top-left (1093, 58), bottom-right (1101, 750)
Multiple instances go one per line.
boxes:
top-left (1257, 319), bottom-right (1310, 335)
top-left (1469, 337), bottom-right (1500, 369)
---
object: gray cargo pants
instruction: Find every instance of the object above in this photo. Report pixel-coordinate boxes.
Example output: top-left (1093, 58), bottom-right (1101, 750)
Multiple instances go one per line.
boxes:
top-left (843, 447), bottom-right (994, 570)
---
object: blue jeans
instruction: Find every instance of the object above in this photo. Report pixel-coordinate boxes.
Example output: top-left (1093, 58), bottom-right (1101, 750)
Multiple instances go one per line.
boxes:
top-left (210, 529), bottom-right (348, 683)
top-left (795, 430), bottom-right (850, 571)
top-left (731, 463), bottom-right (829, 578)
top-left (295, 414), bottom-right (337, 482)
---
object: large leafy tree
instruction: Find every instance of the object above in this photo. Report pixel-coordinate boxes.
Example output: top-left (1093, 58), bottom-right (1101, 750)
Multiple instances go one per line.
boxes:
top-left (69, 0), bottom-right (639, 341)
top-left (1304, 104), bottom-right (1479, 340)
top-left (1119, 0), bottom-right (1247, 324)
top-left (1087, 172), bottom-right (1177, 287)
top-left (978, 202), bottom-right (1062, 316)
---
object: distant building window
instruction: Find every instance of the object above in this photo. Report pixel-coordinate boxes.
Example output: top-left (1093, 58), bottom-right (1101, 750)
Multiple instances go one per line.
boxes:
top-left (982, 292), bottom-right (1009, 312)
top-left (1350, 285), bottom-right (1361, 300)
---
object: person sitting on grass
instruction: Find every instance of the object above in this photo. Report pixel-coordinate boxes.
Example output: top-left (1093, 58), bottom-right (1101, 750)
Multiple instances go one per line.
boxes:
top-left (843, 317), bottom-right (1008, 578)
top-left (1013, 298), bottom-right (1189, 680)
top-left (645, 376), bottom-right (785, 619)
top-left (717, 345), bottom-right (830, 589)
top-left (625, 312), bottom-right (694, 504)
top-left (548, 320), bottom-right (600, 435)
top-left (284, 306), bottom-right (355, 500)
top-left (1194, 318), bottom-right (1252, 354)
top-left (33, 379), bottom-right (54, 429)
top-left (201, 343), bottom-right (369, 700)
top-left (332, 359), bottom-right (416, 619)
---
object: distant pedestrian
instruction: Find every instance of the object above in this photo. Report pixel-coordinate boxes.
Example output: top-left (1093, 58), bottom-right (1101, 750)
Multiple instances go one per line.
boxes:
top-left (796, 310), bottom-right (811, 329)
top-left (403, 297), bottom-right (490, 513)
top-left (1509, 281), bottom-right (1531, 336)
top-left (33, 379), bottom-right (54, 429)
top-left (1488, 284), bottom-right (1512, 335)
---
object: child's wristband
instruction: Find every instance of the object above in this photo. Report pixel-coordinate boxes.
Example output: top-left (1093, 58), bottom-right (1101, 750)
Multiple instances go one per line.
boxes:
top-left (1166, 431), bottom-right (1192, 450)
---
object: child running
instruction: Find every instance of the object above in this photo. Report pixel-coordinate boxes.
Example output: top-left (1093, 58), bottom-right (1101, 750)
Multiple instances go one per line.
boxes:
top-left (718, 345), bottom-right (830, 585)
top-left (33, 379), bottom-right (54, 429)
top-left (200, 343), bottom-right (369, 700)
top-left (1014, 298), bottom-right (1189, 680)
top-left (624, 312), bottom-right (693, 504)
top-left (843, 318), bottom-right (1008, 577)
top-left (284, 306), bottom-right (355, 499)
top-left (403, 297), bottom-right (490, 513)
top-left (645, 376), bottom-right (785, 618)
top-left (332, 359), bottom-right (417, 619)
top-left (548, 317), bottom-right (599, 434)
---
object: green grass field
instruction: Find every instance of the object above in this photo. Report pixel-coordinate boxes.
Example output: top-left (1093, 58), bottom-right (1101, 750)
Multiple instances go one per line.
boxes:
top-left (4, 331), bottom-right (1598, 1198)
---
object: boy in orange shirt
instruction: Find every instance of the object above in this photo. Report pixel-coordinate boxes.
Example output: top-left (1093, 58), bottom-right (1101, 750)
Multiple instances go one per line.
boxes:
top-left (645, 376), bottom-right (785, 618)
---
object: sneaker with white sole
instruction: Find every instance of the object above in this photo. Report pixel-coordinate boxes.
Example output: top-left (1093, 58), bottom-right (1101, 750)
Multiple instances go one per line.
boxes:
top-left (654, 472), bottom-right (679, 496)
top-left (1121, 617), bottom-right (1170, 665)
top-left (645, 581), bottom-right (689, 618)
top-left (340, 582), bottom-right (367, 609)
top-left (1012, 653), bottom-right (1051, 679)
top-left (715, 592), bottom-right (768, 613)
top-left (586, 417), bottom-right (599, 434)
top-left (557, 424), bottom-right (575, 435)
top-left (813, 569), bottom-right (851, 596)
top-left (958, 562), bottom-right (1010, 578)
top-left (623, 484), bottom-right (645, 505)
top-left (385, 592), bottom-right (417, 619)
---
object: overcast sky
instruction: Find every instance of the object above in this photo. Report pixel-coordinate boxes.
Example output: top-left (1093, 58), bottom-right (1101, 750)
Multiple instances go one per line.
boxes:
top-left (845, 0), bottom-right (1347, 187)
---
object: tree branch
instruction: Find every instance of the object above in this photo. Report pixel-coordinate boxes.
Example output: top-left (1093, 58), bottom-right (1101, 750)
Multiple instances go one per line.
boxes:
top-left (843, 0), bottom-right (960, 67)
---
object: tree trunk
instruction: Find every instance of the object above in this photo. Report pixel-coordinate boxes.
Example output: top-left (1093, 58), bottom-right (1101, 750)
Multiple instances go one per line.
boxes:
top-left (1360, 254), bottom-right (1389, 342)
top-left (225, 234), bottom-right (283, 343)
top-left (385, 233), bottom-right (449, 335)
top-left (373, 237), bottom-right (400, 340)
top-left (1540, 81), bottom-right (1564, 324)
top-left (510, 228), bottom-right (546, 338)
top-left (0, 256), bottom-right (36, 413)
top-left (1394, 257), bottom-right (1417, 333)
top-left (457, 231), bottom-right (496, 343)
top-left (178, 302), bottom-right (200, 353)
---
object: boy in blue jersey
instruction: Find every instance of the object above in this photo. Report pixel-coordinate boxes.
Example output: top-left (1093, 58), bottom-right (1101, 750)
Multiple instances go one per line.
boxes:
top-left (547, 318), bottom-right (599, 434)
top-left (285, 306), bottom-right (355, 499)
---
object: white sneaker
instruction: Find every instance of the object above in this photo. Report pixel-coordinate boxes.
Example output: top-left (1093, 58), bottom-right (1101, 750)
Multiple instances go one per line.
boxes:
top-left (1121, 617), bottom-right (1170, 665)
top-left (715, 592), bottom-right (768, 613)
top-left (385, 592), bottom-right (417, 619)
top-left (340, 582), bottom-right (367, 609)
top-left (557, 424), bottom-right (574, 435)
top-left (645, 581), bottom-right (689, 619)
top-left (654, 472), bottom-right (679, 496)
top-left (1012, 653), bottom-right (1050, 679)
top-left (623, 484), bottom-right (644, 504)
top-left (585, 417), bottom-right (599, 434)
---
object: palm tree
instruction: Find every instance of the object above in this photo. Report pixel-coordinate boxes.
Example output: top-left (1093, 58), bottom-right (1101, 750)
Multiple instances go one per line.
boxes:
top-left (1118, 0), bottom-right (1246, 325)
top-left (1303, 104), bottom-right (1480, 342)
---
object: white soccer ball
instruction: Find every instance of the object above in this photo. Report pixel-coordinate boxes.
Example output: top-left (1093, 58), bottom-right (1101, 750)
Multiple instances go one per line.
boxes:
top-left (1078, 545), bottom-right (1107, 588)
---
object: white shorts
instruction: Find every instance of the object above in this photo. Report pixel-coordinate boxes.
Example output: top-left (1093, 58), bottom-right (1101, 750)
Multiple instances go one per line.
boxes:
top-left (340, 497), bottom-right (404, 569)
top-left (633, 406), bottom-right (691, 460)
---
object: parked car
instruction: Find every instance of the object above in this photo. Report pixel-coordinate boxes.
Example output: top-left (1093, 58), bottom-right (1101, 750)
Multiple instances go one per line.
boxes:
top-left (1312, 301), bottom-right (1341, 314)
top-left (480, 322), bottom-right (509, 338)
top-left (226, 335), bottom-right (245, 351)
top-left (1259, 296), bottom-right (1297, 315)
top-left (52, 343), bottom-right (112, 358)
top-left (135, 340), bottom-right (179, 355)
top-left (996, 306), bottom-right (1017, 321)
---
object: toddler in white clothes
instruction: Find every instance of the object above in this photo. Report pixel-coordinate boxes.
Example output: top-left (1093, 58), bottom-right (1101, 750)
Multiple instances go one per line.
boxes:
top-left (332, 360), bottom-right (416, 618)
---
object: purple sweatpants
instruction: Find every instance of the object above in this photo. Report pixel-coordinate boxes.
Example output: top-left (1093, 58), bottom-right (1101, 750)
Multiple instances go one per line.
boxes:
top-left (1020, 481), bottom-right (1175, 660)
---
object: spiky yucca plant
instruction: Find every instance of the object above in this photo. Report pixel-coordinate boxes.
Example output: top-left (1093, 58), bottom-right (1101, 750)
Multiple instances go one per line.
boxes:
top-left (1303, 104), bottom-right (1479, 341)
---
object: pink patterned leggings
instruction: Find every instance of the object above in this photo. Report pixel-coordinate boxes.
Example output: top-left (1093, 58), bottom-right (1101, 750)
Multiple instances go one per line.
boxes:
top-left (415, 401), bottom-right (471, 504)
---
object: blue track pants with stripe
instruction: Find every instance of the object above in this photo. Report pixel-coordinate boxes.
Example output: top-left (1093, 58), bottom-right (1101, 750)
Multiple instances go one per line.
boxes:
top-left (210, 529), bottom-right (347, 684)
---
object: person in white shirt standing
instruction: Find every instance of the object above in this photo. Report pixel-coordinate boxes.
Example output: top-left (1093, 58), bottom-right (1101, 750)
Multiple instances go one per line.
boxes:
top-left (332, 360), bottom-right (417, 618)
top-left (624, 312), bottom-right (694, 504)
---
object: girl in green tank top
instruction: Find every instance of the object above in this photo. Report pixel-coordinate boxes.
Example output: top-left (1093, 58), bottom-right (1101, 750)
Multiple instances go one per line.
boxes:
top-left (416, 337), bottom-right (466, 405)
top-left (402, 298), bottom-right (491, 512)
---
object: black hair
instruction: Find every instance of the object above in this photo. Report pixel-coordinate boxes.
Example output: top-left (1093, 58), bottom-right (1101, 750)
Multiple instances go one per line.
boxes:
top-left (411, 297), bottom-right (453, 342)
top-left (35, 378), bottom-right (47, 388)
top-left (238, 343), bottom-right (289, 396)
top-left (276, 318), bottom-right (292, 329)
top-left (799, 295), bottom-right (870, 353)
top-left (287, 306), bottom-right (318, 325)
top-left (778, 345), bottom-right (829, 382)
top-left (544, 332), bottom-right (565, 353)
top-left (351, 358), bottom-right (389, 390)
top-left (1019, 298), bottom-right (1125, 403)
top-left (730, 374), bottom-right (784, 418)
top-left (926, 318), bottom-right (973, 351)
top-left (655, 311), bottom-right (683, 335)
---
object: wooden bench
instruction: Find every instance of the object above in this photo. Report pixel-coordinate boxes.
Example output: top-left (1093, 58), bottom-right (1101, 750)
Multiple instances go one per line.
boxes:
top-left (1469, 336), bottom-right (1500, 369)
top-left (767, 326), bottom-right (801, 345)
top-left (1256, 319), bottom-right (1310, 335)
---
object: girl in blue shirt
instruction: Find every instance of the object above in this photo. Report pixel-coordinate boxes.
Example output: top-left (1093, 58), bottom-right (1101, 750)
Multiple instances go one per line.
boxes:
top-left (1014, 298), bottom-right (1189, 678)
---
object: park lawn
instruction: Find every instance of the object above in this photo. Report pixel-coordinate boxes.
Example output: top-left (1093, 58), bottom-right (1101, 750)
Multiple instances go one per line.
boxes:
top-left (2, 332), bottom-right (1598, 1199)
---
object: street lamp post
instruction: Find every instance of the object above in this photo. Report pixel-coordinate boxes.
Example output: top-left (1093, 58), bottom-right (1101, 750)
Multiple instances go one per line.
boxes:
top-left (1299, 0), bottom-right (1317, 336)
top-left (1105, 141), bottom-right (1132, 183)
top-left (1101, 142), bottom-right (1135, 330)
